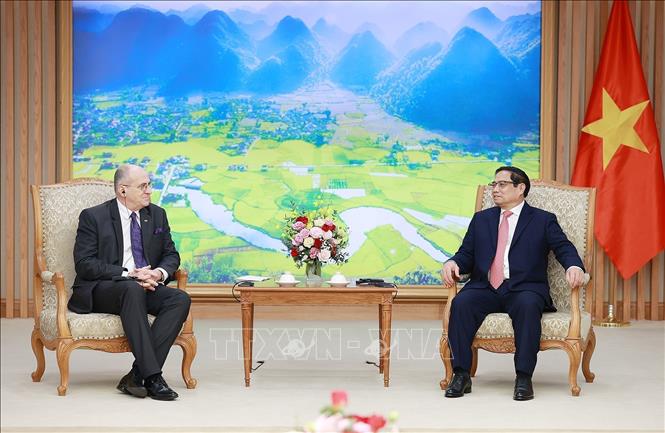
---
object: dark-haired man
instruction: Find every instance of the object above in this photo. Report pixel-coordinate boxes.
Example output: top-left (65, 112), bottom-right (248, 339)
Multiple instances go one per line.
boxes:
top-left (69, 164), bottom-right (190, 401)
top-left (442, 166), bottom-right (585, 400)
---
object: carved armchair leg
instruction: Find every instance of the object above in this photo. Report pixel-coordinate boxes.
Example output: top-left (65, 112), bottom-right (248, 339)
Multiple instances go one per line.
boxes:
top-left (439, 335), bottom-right (453, 390)
top-left (582, 327), bottom-right (596, 383)
top-left (56, 339), bottom-right (73, 396)
top-left (30, 329), bottom-right (46, 382)
top-left (176, 334), bottom-right (198, 389)
top-left (470, 346), bottom-right (478, 377)
top-left (564, 342), bottom-right (582, 396)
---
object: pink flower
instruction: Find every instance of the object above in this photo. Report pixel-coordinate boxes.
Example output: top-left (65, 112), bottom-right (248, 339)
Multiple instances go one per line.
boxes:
top-left (351, 422), bottom-right (371, 433)
top-left (331, 390), bottom-right (347, 408)
top-left (293, 221), bottom-right (306, 230)
top-left (323, 230), bottom-right (333, 240)
top-left (318, 249), bottom-right (331, 261)
top-left (309, 248), bottom-right (320, 258)
top-left (299, 228), bottom-right (310, 238)
top-left (310, 227), bottom-right (324, 239)
top-left (294, 234), bottom-right (304, 245)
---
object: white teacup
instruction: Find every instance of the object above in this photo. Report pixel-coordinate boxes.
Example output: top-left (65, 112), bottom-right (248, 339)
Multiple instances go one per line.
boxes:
top-left (278, 272), bottom-right (296, 284)
top-left (330, 272), bottom-right (348, 284)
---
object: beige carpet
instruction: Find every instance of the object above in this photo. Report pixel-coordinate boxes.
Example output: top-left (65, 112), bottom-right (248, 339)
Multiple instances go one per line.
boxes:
top-left (1, 318), bottom-right (663, 433)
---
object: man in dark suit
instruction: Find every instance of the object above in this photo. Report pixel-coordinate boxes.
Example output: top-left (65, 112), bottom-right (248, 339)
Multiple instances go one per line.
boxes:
top-left (442, 166), bottom-right (585, 401)
top-left (69, 164), bottom-right (191, 401)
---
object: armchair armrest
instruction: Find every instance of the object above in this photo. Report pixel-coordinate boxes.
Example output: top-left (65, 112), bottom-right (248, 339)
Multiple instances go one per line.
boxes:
top-left (173, 269), bottom-right (193, 335)
top-left (441, 273), bottom-right (469, 334)
top-left (34, 249), bottom-right (72, 339)
top-left (566, 273), bottom-right (591, 340)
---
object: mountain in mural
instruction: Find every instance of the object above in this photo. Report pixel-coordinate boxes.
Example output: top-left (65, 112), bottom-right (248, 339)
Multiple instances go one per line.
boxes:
top-left (457, 7), bottom-right (504, 39)
top-left (372, 41), bottom-right (444, 113)
top-left (312, 18), bottom-right (350, 56)
top-left (374, 27), bottom-right (534, 133)
top-left (162, 10), bottom-right (256, 95)
top-left (393, 21), bottom-right (449, 58)
top-left (494, 12), bottom-right (541, 60)
top-left (73, 6), bottom-right (114, 32)
top-left (248, 16), bottom-right (323, 94)
top-left (494, 12), bottom-right (541, 118)
top-left (74, 7), bottom-right (189, 93)
top-left (165, 3), bottom-right (210, 25)
top-left (331, 31), bottom-right (395, 90)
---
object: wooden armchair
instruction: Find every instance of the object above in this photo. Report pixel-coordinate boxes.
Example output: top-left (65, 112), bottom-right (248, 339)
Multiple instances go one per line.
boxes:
top-left (439, 180), bottom-right (597, 396)
top-left (30, 179), bottom-right (197, 395)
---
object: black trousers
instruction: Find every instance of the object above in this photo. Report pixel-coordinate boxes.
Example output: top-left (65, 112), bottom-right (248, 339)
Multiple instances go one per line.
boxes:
top-left (448, 281), bottom-right (546, 376)
top-left (92, 280), bottom-right (191, 379)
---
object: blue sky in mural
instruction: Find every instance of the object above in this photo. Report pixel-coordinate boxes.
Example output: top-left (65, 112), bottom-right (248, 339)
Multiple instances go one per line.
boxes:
top-left (73, 1), bottom-right (542, 284)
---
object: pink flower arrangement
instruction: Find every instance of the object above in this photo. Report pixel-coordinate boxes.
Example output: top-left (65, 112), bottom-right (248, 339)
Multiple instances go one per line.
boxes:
top-left (282, 207), bottom-right (349, 269)
top-left (305, 391), bottom-right (398, 433)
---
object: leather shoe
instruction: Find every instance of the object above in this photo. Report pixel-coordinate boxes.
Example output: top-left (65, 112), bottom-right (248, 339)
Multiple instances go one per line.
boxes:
top-left (117, 371), bottom-right (147, 398)
top-left (513, 375), bottom-right (534, 401)
top-left (445, 372), bottom-right (472, 398)
top-left (145, 375), bottom-right (178, 401)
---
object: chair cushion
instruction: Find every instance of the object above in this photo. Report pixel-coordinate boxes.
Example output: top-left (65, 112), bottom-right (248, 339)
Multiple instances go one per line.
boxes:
top-left (40, 310), bottom-right (156, 341)
top-left (475, 311), bottom-right (592, 341)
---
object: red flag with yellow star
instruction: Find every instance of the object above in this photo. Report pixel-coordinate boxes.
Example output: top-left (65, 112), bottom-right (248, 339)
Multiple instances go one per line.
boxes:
top-left (571, 0), bottom-right (665, 279)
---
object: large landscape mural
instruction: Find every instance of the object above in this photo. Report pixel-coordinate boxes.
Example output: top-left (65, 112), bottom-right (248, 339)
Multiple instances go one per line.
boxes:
top-left (73, 1), bottom-right (542, 284)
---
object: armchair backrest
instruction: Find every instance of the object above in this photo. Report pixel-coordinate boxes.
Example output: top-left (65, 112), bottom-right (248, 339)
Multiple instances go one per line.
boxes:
top-left (32, 179), bottom-right (115, 312)
top-left (476, 180), bottom-right (595, 312)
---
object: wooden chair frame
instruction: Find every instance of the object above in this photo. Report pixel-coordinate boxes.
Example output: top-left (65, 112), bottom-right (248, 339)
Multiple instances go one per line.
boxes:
top-left (439, 180), bottom-right (597, 396)
top-left (30, 179), bottom-right (197, 396)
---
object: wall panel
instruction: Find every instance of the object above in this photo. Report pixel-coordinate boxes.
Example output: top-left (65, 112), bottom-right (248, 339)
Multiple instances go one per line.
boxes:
top-left (0, 1), bottom-right (57, 317)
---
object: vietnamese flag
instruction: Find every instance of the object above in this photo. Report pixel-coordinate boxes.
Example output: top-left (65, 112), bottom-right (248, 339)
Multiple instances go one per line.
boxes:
top-left (571, 0), bottom-right (665, 279)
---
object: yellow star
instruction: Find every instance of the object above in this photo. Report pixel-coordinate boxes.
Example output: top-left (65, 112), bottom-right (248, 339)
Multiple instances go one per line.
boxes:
top-left (581, 88), bottom-right (650, 169)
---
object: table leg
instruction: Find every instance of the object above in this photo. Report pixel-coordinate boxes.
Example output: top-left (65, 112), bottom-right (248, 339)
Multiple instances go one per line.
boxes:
top-left (241, 302), bottom-right (253, 387)
top-left (378, 304), bottom-right (384, 373)
top-left (380, 303), bottom-right (393, 387)
top-left (249, 303), bottom-right (255, 365)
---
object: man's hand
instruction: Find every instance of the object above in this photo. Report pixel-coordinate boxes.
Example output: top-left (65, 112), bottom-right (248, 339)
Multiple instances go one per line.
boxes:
top-left (442, 260), bottom-right (460, 288)
top-left (128, 266), bottom-right (159, 291)
top-left (566, 267), bottom-right (585, 289)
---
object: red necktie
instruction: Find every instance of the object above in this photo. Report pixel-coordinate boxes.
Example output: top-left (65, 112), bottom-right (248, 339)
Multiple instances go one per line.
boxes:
top-left (490, 210), bottom-right (513, 289)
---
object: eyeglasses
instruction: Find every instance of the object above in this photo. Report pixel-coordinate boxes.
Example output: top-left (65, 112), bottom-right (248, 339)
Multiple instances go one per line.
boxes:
top-left (122, 182), bottom-right (152, 192)
top-left (488, 181), bottom-right (516, 189)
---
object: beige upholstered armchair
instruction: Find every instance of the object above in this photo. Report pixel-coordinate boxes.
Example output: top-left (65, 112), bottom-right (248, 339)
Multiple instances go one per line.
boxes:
top-left (440, 180), bottom-right (597, 396)
top-left (30, 179), bottom-right (197, 396)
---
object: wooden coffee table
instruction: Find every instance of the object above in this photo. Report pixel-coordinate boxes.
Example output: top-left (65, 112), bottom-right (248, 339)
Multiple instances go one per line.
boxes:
top-left (236, 286), bottom-right (397, 387)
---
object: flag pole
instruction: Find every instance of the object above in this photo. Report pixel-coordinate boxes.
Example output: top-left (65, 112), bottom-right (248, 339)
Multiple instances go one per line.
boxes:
top-left (594, 268), bottom-right (629, 327)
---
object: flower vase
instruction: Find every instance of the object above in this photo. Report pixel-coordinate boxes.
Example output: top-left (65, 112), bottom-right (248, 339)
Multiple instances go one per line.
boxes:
top-left (305, 261), bottom-right (323, 287)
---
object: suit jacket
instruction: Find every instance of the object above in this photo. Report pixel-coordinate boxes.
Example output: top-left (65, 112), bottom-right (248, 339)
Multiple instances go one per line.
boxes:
top-left (449, 202), bottom-right (584, 311)
top-left (68, 199), bottom-right (180, 314)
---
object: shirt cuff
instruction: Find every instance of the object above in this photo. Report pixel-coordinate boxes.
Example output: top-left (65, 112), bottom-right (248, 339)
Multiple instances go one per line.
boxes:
top-left (122, 270), bottom-right (128, 278)
top-left (156, 267), bottom-right (168, 283)
top-left (567, 265), bottom-right (584, 273)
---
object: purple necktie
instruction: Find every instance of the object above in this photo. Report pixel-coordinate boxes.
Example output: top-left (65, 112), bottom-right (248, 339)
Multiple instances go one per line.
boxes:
top-left (130, 212), bottom-right (148, 268)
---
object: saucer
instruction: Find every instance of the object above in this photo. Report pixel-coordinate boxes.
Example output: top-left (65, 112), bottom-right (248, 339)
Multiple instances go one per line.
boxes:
top-left (277, 281), bottom-right (299, 287)
top-left (326, 281), bottom-right (349, 287)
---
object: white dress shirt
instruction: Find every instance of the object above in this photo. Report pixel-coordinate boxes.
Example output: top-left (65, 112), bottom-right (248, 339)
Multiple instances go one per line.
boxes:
top-left (117, 199), bottom-right (167, 282)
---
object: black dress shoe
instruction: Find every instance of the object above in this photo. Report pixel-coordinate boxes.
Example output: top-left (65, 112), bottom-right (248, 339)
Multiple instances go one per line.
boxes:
top-left (117, 371), bottom-right (147, 398)
top-left (513, 375), bottom-right (534, 401)
top-left (145, 375), bottom-right (178, 401)
top-left (445, 372), bottom-right (472, 398)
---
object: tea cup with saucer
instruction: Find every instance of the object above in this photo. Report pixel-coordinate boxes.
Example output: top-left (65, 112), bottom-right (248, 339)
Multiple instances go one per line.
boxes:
top-left (326, 272), bottom-right (349, 287)
top-left (277, 272), bottom-right (299, 287)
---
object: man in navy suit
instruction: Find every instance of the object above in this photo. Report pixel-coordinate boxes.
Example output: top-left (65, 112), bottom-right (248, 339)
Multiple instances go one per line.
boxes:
top-left (442, 166), bottom-right (585, 400)
top-left (69, 164), bottom-right (190, 401)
